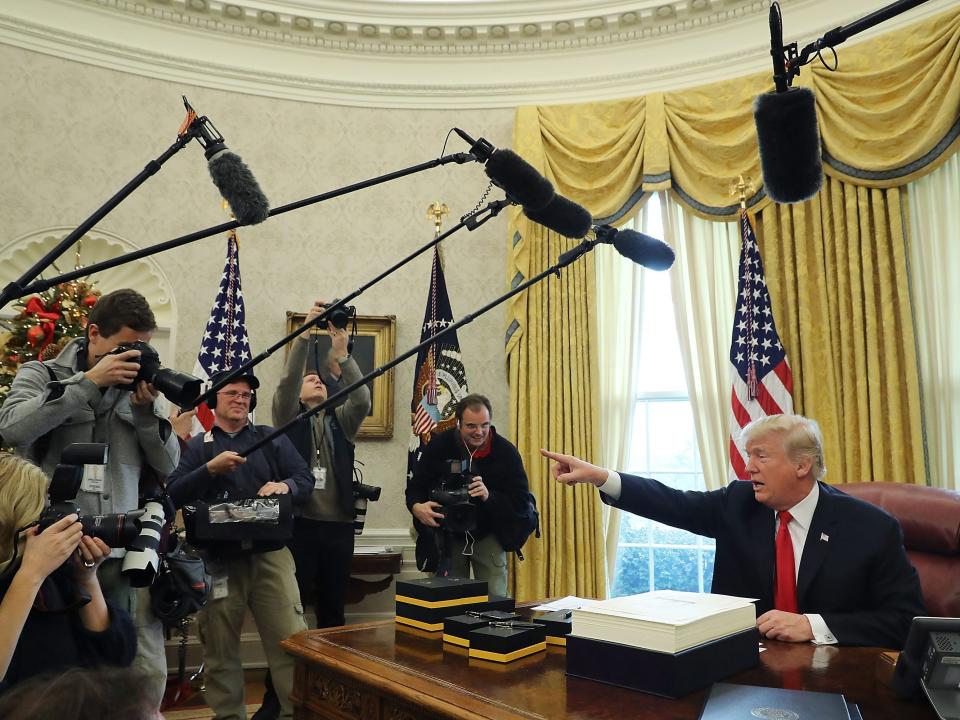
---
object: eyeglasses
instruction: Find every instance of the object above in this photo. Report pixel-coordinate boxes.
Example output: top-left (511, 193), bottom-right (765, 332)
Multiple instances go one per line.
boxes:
top-left (218, 390), bottom-right (253, 401)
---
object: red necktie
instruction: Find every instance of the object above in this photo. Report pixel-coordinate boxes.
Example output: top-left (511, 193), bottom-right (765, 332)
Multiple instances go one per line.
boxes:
top-left (774, 510), bottom-right (799, 613)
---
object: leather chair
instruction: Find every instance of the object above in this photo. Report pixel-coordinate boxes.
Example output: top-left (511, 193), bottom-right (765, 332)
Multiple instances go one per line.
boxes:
top-left (839, 482), bottom-right (960, 617)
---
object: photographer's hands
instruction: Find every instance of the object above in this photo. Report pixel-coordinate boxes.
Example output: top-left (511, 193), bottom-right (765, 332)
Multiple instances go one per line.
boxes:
top-left (412, 501), bottom-right (444, 528)
top-left (19, 514), bottom-right (83, 586)
top-left (73, 536), bottom-right (111, 589)
top-left (258, 481), bottom-right (290, 497)
top-left (206, 451), bottom-right (246, 475)
top-left (468, 477), bottom-right (489, 502)
top-left (84, 348), bottom-right (141, 388)
top-left (130, 380), bottom-right (159, 406)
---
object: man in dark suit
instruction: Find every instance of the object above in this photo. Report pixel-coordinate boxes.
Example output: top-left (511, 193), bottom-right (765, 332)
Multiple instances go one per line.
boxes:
top-left (541, 414), bottom-right (924, 649)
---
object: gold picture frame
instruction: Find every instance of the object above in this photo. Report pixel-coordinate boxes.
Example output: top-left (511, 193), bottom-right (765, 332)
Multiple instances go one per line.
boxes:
top-left (284, 312), bottom-right (397, 439)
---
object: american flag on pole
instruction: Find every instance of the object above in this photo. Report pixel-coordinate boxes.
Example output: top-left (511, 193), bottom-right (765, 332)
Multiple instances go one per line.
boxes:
top-left (192, 230), bottom-right (253, 433)
top-left (406, 246), bottom-right (469, 482)
top-left (729, 209), bottom-right (794, 480)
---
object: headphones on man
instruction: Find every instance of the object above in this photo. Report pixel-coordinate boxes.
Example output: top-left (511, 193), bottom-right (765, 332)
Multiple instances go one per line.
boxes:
top-left (206, 369), bottom-right (259, 412)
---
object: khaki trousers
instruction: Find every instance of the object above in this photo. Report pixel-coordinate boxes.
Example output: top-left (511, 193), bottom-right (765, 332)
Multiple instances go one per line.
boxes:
top-left (198, 548), bottom-right (307, 720)
top-left (447, 532), bottom-right (509, 597)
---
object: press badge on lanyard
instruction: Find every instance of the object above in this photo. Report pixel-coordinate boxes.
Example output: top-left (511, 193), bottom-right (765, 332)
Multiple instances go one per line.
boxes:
top-left (312, 466), bottom-right (326, 491)
top-left (80, 464), bottom-right (106, 493)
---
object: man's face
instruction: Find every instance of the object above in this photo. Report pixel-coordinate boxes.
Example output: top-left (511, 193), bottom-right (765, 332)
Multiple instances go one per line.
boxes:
top-left (300, 373), bottom-right (327, 406)
top-left (459, 405), bottom-right (491, 451)
top-left (744, 431), bottom-right (812, 511)
top-left (87, 324), bottom-right (152, 364)
top-left (214, 380), bottom-right (254, 424)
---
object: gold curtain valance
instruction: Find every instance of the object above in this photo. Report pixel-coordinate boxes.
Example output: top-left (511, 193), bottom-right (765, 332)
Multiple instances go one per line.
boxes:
top-left (511, 5), bottom-right (960, 222)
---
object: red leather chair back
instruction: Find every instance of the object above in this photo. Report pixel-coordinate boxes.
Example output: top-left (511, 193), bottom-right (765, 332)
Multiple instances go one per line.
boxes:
top-left (839, 482), bottom-right (960, 617)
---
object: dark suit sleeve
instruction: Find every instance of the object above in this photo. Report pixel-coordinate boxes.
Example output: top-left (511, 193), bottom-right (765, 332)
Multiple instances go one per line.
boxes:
top-left (166, 436), bottom-right (215, 508)
top-left (607, 473), bottom-right (726, 539)
top-left (819, 518), bottom-right (925, 649)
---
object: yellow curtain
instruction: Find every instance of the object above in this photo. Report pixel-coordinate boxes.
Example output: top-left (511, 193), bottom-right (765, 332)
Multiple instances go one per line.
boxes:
top-left (506, 6), bottom-right (960, 598)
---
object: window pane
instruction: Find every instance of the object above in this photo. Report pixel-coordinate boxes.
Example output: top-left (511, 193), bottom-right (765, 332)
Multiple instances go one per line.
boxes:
top-left (652, 548), bottom-right (700, 592)
top-left (612, 546), bottom-right (650, 597)
top-left (635, 272), bottom-right (686, 394)
top-left (627, 401), bottom-right (648, 471)
top-left (651, 522), bottom-right (701, 546)
top-left (647, 402), bottom-right (696, 472)
top-left (619, 514), bottom-right (650, 544)
top-left (702, 549), bottom-right (716, 592)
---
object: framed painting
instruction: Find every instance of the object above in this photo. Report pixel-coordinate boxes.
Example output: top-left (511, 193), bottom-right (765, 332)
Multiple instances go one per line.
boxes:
top-left (284, 312), bottom-right (397, 439)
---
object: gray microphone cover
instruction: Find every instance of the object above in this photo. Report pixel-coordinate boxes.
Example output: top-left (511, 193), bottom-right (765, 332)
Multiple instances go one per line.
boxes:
top-left (207, 150), bottom-right (270, 225)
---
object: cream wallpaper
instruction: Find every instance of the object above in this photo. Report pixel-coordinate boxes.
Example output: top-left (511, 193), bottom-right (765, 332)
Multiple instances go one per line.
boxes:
top-left (0, 44), bottom-right (514, 537)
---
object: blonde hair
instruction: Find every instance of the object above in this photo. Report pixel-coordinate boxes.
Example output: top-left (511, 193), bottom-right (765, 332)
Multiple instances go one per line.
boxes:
top-left (740, 414), bottom-right (826, 481)
top-left (0, 453), bottom-right (50, 575)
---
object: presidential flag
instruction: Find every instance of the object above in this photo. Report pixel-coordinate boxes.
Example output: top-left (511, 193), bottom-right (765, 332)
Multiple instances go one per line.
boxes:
top-left (407, 246), bottom-right (469, 481)
top-left (192, 230), bottom-right (254, 433)
top-left (728, 209), bottom-right (794, 480)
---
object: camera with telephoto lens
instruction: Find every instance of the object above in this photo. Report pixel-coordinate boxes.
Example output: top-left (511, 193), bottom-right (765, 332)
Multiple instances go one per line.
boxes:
top-left (428, 459), bottom-right (478, 533)
top-left (352, 482), bottom-right (381, 536)
top-left (106, 340), bottom-right (202, 408)
top-left (36, 443), bottom-right (172, 587)
top-left (324, 299), bottom-right (357, 330)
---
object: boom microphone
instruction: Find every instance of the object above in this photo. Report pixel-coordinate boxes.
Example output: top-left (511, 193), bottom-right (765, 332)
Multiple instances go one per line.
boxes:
top-left (184, 97), bottom-right (270, 225)
top-left (454, 128), bottom-right (555, 211)
top-left (596, 225), bottom-right (675, 271)
top-left (753, 4), bottom-right (823, 204)
top-left (524, 194), bottom-right (593, 239)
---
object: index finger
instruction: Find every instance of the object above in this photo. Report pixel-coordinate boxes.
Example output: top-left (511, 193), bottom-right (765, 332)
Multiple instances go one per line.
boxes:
top-left (539, 448), bottom-right (567, 462)
top-left (113, 349), bottom-right (142, 360)
top-left (41, 513), bottom-right (80, 534)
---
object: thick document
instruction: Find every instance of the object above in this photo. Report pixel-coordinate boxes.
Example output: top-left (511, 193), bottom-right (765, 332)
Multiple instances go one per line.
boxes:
top-left (572, 590), bottom-right (757, 653)
top-left (699, 682), bottom-right (852, 720)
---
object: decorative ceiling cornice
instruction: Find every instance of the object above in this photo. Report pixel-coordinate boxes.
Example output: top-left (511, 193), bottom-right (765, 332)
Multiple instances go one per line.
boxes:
top-left (0, 0), bottom-right (954, 109)
top-left (79, 0), bottom-right (770, 55)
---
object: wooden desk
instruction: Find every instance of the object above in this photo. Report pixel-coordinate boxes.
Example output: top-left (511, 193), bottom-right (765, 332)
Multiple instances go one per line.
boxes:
top-left (282, 621), bottom-right (936, 720)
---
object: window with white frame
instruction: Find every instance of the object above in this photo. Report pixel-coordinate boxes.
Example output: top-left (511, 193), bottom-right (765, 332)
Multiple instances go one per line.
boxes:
top-left (611, 194), bottom-right (716, 597)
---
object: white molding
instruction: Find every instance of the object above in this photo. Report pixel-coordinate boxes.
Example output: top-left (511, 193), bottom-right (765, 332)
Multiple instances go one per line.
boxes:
top-left (0, 0), bottom-right (955, 108)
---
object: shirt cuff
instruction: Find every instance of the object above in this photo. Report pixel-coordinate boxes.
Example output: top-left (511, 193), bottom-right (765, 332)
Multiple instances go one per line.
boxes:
top-left (599, 470), bottom-right (622, 500)
top-left (806, 614), bottom-right (837, 645)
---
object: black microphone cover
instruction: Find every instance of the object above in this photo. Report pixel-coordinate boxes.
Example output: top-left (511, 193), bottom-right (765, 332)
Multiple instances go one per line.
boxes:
top-left (754, 86), bottom-right (823, 204)
top-left (207, 150), bottom-right (270, 225)
top-left (524, 194), bottom-right (593, 239)
top-left (611, 229), bottom-right (675, 271)
top-left (484, 149), bottom-right (555, 211)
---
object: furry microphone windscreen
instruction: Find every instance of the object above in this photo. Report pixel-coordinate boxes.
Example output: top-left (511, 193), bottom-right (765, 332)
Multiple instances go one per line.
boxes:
top-left (484, 149), bottom-right (556, 211)
top-left (754, 86), bottom-right (823, 204)
top-left (612, 229), bottom-right (675, 271)
top-left (524, 193), bottom-right (593, 239)
top-left (207, 150), bottom-right (270, 225)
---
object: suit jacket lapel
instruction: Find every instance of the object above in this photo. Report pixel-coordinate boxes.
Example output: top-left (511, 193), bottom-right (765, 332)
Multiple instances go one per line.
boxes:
top-left (748, 503), bottom-right (776, 608)
top-left (797, 482), bottom-right (837, 605)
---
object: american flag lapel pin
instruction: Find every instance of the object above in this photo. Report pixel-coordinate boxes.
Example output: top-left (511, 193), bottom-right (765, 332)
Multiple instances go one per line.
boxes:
top-left (820, 532), bottom-right (829, 542)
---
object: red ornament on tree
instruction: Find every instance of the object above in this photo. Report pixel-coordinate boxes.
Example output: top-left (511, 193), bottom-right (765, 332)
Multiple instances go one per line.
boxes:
top-left (26, 325), bottom-right (46, 347)
top-left (82, 294), bottom-right (98, 308)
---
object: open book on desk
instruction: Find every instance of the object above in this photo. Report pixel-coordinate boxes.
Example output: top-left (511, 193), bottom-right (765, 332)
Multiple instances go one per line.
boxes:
top-left (572, 590), bottom-right (757, 654)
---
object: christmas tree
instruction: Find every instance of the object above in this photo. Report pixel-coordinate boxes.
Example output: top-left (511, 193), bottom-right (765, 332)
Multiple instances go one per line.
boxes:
top-left (0, 280), bottom-right (101, 407)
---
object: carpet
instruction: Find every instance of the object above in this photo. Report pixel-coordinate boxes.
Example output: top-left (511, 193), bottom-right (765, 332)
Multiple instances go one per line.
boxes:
top-left (162, 703), bottom-right (260, 719)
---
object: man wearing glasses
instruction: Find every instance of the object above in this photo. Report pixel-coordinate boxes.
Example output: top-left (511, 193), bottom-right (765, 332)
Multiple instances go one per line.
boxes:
top-left (406, 394), bottom-right (531, 596)
top-left (166, 368), bottom-right (313, 720)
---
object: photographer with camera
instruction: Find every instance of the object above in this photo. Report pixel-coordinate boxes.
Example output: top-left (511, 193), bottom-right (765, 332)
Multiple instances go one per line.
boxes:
top-left (0, 453), bottom-right (136, 692)
top-left (406, 394), bottom-right (530, 596)
top-left (0, 288), bottom-right (178, 706)
top-left (247, 301), bottom-right (372, 720)
top-left (166, 368), bottom-right (312, 720)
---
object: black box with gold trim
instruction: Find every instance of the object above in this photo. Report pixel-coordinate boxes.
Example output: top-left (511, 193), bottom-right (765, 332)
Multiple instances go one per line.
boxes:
top-left (483, 595), bottom-right (516, 612)
top-left (468, 622), bottom-right (547, 663)
top-left (532, 610), bottom-right (573, 646)
top-left (395, 577), bottom-right (489, 632)
top-left (443, 611), bottom-right (522, 647)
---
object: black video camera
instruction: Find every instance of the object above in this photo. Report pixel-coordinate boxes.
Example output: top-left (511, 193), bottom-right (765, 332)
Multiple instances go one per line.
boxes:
top-left (37, 443), bottom-right (141, 548)
top-left (107, 340), bottom-right (202, 408)
top-left (324, 299), bottom-right (357, 330)
top-left (429, 459), bottom-right (478, 533)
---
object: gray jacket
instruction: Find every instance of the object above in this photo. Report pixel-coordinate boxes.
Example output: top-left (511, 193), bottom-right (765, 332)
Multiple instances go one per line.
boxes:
top-left (272, 337), bottom-right (370, 522)
top-left (0, 338), bottom-right (180, 522)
